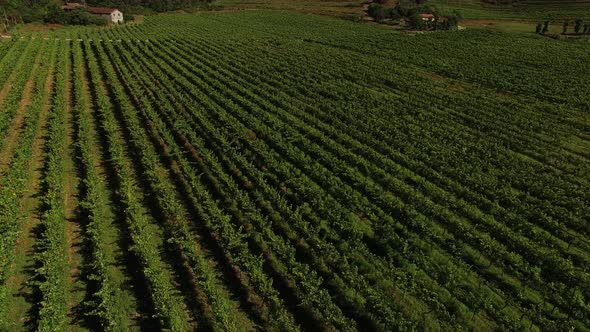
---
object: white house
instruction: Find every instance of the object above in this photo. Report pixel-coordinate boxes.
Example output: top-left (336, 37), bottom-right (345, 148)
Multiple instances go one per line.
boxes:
top-left (62, 3), bottom-right (124, 24)
top-left (88, 7), bottom-right (124, 24)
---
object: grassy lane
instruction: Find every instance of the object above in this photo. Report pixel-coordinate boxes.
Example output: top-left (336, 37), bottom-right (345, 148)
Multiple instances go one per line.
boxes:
top-left (34, 41), bottom-right (70, 331)
top-left (73, 40), bottom-right (141, 330)
top-left (0, 41), bottom-right (41, 177)
top-left (81, 42), bottom-right (155, 330)
top-left (1, 40), bottom-right (55, 330)
top-left (85, 40), bottom-right (193, 330)
top-left (63, 42), bottom-right (90, 331)
top-left (105, 39), bottom-right (259, 332)
top-left (0, 41), bottom-right (28, 103)
top-left (92, 41), bottom-right (200, 330)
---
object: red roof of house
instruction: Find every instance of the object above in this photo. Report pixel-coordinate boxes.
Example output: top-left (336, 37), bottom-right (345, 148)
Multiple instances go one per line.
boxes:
top-left (419, 14), bottom-right (435, 18)
top-left (62, 2), bottom-right (83, 10)
top-left (88, 6), bottom-right (118, 14)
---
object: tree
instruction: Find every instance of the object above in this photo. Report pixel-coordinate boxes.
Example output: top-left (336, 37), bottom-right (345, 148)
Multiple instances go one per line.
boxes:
top-left (562, 21), bottom-right (568, 34)
top-left (574, 19), bottom-right (583, 34)
top-left (408, 13), bottom-right (425, 30)
top-left (44, 4), bottom-right (66, 24)
top-left (1, 0), bottom-right (214, 18)
top-left (394, 3), bottom-right (409, 17)
top-left (542, 21), bottom-right (549, 34)
top-left (442, 15), bottom-right (458, 30)
top-left (68, 6), bottom-right (92, 25)
top-left (367, 3), bottom-right (387, 22)
top-left (432, 14), bottom-right (439, 31)
top-left (386, 8), bottom-right (401, 20)
top-left (535, 22), bottom-right (543, 34)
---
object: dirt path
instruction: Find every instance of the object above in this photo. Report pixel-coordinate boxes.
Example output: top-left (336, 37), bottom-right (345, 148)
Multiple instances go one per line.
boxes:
top-left (3, 67), bottom-right (54, 331)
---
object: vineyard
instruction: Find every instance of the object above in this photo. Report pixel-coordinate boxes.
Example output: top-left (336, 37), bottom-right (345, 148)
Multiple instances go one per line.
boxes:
top-left (429, 0), bottom-right (590, 19)
top-left (0, 10), bottom-right (589, 331)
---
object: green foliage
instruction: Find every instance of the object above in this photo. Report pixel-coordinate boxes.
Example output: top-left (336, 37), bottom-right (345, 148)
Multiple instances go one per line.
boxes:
top-left (44, 5), bottom-right (107, 25)
top-left (575, 19), bottom-right (583, 34)
top-left (36, 40), bottom-right (68, 332)
top-left (0, 40), bottom-right (45, 327)
top-left (441, 15), bottom-right (458, 30)
top-left (1, 0), bottom-right (213, 23)
top-left (429, 0), bottom-right (590, 20)
top-left (367, 3), bottom-right (388, 21)
top-left (86, 0), bottom-right (214, 12)
top-left (0, 0), bottom-right (61, 22)
top-left (542, 20), bottom-right (550, 34)
top-left (0, 10), bottom-right (589, 331)
top-left (408, 13), bottom-right (425, 29)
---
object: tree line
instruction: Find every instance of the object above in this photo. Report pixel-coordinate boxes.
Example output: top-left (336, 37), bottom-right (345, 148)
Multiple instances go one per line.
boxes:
top-left (0, 0), bottom-right (213, 23)
top-left (536, 19), bottom-right (590, 35)
top-left (367, 0), bottom-right (459, 31)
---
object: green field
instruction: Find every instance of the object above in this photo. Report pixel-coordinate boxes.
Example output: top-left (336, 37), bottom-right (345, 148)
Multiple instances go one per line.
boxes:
top-left (431, 0), bottom-right (590, 20)
top-left (215, 0), bottom-right (590, 20)
top-left (214, 0), bottom-right (365, 17)
top-left (0, 9), bottom-right (589, 331)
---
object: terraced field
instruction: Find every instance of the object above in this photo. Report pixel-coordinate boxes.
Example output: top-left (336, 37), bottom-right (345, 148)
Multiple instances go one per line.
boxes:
top-left (0, 10), bottom-right (589, 331)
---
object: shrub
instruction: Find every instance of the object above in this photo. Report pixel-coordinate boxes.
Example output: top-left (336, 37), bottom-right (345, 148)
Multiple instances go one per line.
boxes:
top-left (44, 5), bottom-right (109, 26)
top-left (367, 4), bottom-right (388, 21)
top-left (442, 15), bottom-right (459, 30)
top-left (574, 19), bottom-right (583, 34)
top-left (408, 13), bottom-right (426, 29)
top-left (44, 5), bottom-right (66, 24)
top-left (386, 8), bottom-right (402, 20)
top-left (343, 14), bottom-right (364, 23)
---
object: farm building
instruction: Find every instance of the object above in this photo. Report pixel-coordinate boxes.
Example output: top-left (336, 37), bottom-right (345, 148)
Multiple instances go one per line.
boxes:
top-left (88, 7), bottom-right (124, 24)
top-left (62, 2), bottom-right (124, 24)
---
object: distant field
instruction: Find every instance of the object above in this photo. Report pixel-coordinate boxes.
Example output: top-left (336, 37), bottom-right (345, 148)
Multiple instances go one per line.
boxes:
top-left (460, 20), bottom-right (539, 32)
top-left (431, 0), bottom-right (590, 19)
top-left (0, 10), bottom-right (589, 331)
top-left (215, 0), bottom-right (365, 17)
top-left (216, 0), bottom-right (590, 20)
